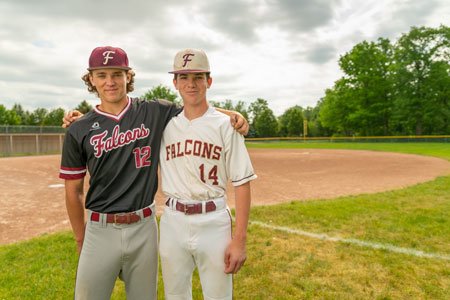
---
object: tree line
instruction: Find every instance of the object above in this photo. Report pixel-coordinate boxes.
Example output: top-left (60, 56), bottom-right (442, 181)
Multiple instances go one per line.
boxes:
top-left (1, 26), bottom-right (448, 137)
top-left (0, 101), bottom-right (93, 127)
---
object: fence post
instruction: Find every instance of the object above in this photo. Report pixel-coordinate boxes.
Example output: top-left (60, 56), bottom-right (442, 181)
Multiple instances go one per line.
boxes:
top-left (59, 134), bottom-right (63, 152)
top-left (9, 134), bottom-right (13, 154)
top-left (36, 134), bottom-right (39, 155)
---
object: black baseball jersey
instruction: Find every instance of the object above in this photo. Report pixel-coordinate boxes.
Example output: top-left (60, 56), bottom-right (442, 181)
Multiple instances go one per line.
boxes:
top-left (59, 97), bottom-right (181, 213)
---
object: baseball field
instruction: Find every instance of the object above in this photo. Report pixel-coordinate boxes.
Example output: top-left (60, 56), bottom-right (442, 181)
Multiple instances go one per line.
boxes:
top-left (1, 142), bottom-right (449, 299)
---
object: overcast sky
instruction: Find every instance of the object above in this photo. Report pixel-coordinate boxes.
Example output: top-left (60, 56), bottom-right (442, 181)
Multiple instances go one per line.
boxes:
top-left (0, 0), bottom-right (448, 116)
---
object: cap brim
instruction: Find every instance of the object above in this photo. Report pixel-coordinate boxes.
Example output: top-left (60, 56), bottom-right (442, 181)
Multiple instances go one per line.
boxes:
top-left (168, 69), bottom-right (210, 74)
top-left (88, 66), bottom-right (132, 71)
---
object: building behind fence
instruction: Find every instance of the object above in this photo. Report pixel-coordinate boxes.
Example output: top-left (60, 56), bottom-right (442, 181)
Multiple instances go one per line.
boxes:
top-left (0, 126), bottom-right (449, 156)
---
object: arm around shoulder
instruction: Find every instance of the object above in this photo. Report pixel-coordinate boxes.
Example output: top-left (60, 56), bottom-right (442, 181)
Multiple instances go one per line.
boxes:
top-left (215, 107), bottom-right (249, 136)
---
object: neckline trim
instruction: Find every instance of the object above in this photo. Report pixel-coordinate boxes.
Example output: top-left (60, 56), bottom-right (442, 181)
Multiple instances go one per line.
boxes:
top-left (94, 96), bottom-right (131, 121)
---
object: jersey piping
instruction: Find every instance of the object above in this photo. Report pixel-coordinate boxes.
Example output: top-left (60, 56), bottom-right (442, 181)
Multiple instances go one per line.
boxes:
top-left (93, 96), bottom-right (132, 122)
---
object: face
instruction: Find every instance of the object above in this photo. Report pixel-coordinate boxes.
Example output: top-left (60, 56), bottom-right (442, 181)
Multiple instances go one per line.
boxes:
top-left (173, 73), bottom-right (212, 107)
top-left (89, 69), bottom-right (131, 104)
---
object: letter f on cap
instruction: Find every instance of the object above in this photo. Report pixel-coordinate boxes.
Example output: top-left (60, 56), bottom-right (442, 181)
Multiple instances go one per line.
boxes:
top-left (102, 51), bottom-right (116, 65)
top-left (182, 54), bottom-right (194, 67)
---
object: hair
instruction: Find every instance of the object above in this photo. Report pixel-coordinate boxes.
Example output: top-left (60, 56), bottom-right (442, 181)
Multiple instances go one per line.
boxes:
top-left (173, 72), bottom-right (211, 80)
top-left (81, 69), bottom-right (135, 97)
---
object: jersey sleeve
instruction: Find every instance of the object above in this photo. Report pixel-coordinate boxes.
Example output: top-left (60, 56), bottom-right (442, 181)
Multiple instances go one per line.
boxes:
top-left (155, 99), bottom-right (183, 128)
top-left (59, 130), bottom-right (87, 180)
top-left (223, 125), bottom-right (257, 187)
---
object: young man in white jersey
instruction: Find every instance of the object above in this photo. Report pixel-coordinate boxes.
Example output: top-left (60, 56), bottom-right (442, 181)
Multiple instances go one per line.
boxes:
top-left (159, 49), bottom-right (257, 300)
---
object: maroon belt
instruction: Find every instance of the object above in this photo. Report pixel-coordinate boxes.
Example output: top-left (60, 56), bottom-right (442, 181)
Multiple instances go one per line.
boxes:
top-left (90, 207), bottom-right (152, 224)
top-left (166, 199), bottom-right (217, 215)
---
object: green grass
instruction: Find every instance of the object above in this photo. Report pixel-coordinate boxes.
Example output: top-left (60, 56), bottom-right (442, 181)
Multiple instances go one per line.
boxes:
top-left (247, 141), bottom-right (450, 160)
top-left (0, 232), bottom-right (202, 300)
top-left (1, 141), bottom-right (449, 299)
top-left (0, 233), bottom-right (77, 300)
top-left (251, 176), bottom-right (450, 254)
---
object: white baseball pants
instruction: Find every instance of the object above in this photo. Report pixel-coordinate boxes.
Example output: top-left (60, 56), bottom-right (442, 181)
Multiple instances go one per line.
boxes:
top-left (159, 199), bottom-right (233, 300)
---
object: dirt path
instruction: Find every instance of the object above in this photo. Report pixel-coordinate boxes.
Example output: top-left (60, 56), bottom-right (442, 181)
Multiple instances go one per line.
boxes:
top-left (1, 149), bottom-right (449, 245)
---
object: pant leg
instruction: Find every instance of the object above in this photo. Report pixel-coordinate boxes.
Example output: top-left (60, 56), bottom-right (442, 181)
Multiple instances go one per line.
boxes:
top-left (75, 222), bottom-right (122, 300)
top-left (159, 207), bottom-right (196, 300)
top-left (194, 209), bottom-right (233, 300)
top-left (120, 216), bottom-right (159, 300)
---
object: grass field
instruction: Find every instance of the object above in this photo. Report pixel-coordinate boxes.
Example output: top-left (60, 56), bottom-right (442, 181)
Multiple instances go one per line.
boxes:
top-left (1, 142), bottom-right (449, 299)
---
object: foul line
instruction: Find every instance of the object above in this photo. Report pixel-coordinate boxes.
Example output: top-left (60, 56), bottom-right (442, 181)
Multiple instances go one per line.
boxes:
top-left (250, 220), bottom-right (450, 261)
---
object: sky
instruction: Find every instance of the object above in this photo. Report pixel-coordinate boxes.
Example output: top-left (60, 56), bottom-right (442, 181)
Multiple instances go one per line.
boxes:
top-left (0, 0), bottom-right (448, 116)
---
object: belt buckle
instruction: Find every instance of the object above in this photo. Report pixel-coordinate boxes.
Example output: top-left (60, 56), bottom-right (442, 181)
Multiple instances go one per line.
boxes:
top-left (184, 203), bottom-right (197, 215)
top-left (114, 213), bottom-right (130, 224)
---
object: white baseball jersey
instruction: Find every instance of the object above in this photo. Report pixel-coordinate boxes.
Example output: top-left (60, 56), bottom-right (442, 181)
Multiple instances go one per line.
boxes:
top-left (160, 106), bottom-right (257, 201)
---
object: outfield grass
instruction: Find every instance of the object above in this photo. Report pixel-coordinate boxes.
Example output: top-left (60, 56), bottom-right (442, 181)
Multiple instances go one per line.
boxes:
top-left (1, 142), bottom-right (449, 299)
top-left (247, 141), bottom-right (450, 160)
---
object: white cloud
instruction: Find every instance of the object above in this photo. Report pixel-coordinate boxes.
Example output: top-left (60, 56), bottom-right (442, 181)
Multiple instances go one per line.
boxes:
top-left (0, 0), bottom-right (448, 116)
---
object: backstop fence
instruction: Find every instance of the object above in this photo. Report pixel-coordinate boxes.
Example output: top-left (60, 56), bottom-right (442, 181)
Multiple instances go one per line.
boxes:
top-left (0, 133), bottom-right (65, 156)
top-left (0, 126), bottom-right (65, 156)
top-left (246, 135), bottom-right (450, 143)
top-left (0, 126), bottom-right (449, 156)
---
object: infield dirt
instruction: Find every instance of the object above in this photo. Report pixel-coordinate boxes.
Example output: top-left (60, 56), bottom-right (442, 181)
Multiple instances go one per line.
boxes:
top-left (1, 148), bottom-right (449, 244)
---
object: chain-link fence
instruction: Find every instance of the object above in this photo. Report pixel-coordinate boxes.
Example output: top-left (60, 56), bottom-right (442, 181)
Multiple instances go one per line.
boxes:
top-left (0, 125), bottom-right (66, 134)
top-left (246, 135), bottom-right (450, 143)
top-left (1, 125), bottom-right (449, 156)
top-left (0, 133), bottom-right (65, 156)
top-left (0, 126), bottom-right (66, 156)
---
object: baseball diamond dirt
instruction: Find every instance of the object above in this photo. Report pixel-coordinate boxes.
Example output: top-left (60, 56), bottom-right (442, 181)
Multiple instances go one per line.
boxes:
top-left (1, 148), bottom-right (449, 245)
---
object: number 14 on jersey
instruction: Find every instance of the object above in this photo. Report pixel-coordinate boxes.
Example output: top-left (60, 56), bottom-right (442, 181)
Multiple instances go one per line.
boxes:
top-left (199, 164), bottom-right (219, 185)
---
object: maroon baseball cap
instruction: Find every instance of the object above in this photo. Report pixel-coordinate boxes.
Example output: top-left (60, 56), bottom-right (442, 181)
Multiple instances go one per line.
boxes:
top-left (87, 46), bottom-right (131, 71)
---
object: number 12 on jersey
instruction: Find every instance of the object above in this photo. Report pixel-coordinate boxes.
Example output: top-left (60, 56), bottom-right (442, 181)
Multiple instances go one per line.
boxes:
top-left (199, 164), bottom-right (219, 185)
top-left (133, 146), bottom-right (151, 168)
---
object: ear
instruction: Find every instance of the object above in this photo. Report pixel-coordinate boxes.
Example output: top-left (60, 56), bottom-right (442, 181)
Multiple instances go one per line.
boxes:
top-left (207, 77), bottom-right (212, 88)
top-left (89, 73), bottom-right (95, 86)
top-left (126, 72), bottom-right (132, 83)
top-left (173, 78), bottom-right (179, 90)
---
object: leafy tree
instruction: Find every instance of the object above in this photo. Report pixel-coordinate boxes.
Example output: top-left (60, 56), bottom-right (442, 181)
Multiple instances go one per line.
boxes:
top-left (0, 105), bottom-right (21, 125)
top-left (278, 105), bottom-right (303, 136)
top-left (11, 104), bottom-right (27, 124)
top-left (319, 79), bottom-right (358, 136)
top-left (303, 104), bottom-right (330, 137)
top-left (233, 100), bottom-right (249, 121)
top-left (28, 108), bottom-right (48, 126)
top-left (249, 98), bottom-right (278, 137)
top-left (142, 84), bottom-right (179, 104)
top-left (391, 25), bottom-right (450, 135)
top-left (75, 100), bottom-right (93, 114)
top-left (318, 25), bottom-right (449, 136)
top-left (254, 109), bottom-right (278, 137)
top-left (338, 38), bottom-right (394, 135)
top-left (209, 99), bottom-right (249, 120)
top-left (0, 105), bottom-right (7, 124)
top-left (248, 98), bottom-right (268, 122)
top-left (44, 108), bottom-right (66, 126)
top-left (210, 99), bottom-right (234, 110)
top-left (7, 110), bottom-right (20, 125)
